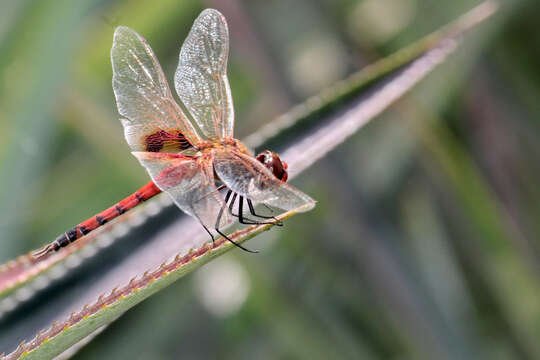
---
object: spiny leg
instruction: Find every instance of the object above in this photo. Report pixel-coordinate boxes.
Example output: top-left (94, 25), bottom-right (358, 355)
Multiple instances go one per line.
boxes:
top-left (214, 190), bottom-right (233, 231)
top-left (214, 228), bottom-right (258, 253)
top-left (228, 192), bottom-right (238, 215)
top-left (215, 189), bottom-right (268, 228)
top-left (202, 224), bottom-right (215, 244)
top-left (246, 199), bottom-right (283, 226)
top-left (214, 189), bottom-right (263, 235)
top-left (210, 195), bottom-right (257, 253)
top-left (237, 196), bottom-right (276, 225)
top-left (227, 192), bottom-right (263, 225)
top-left (203, 224), bottom-right (258, 253)
top-left (219, 189), bottom-right (280, 228)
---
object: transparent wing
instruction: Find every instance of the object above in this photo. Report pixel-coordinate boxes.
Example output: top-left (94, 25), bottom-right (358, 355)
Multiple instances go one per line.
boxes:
top-left (132, 152), bottom-right (231, 229)
top-left (112, 26), bottom-right (201, 153)
top-left (174, 9), bottom-right (234, 140)
top-left (213, 149), bottom-right (316, 212)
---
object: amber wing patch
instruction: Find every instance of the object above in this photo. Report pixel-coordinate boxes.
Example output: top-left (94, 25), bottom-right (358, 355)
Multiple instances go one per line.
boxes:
top-left (144, 130), bottom-right (193, 153)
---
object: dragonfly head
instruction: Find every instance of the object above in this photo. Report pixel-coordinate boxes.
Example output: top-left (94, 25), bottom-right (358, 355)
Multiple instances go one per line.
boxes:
top-left (256, 150), bottom-right (288, 182)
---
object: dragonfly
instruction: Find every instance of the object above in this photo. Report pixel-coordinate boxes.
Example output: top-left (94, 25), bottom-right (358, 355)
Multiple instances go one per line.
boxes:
top-left (34, 9), bottom-right (315, 258)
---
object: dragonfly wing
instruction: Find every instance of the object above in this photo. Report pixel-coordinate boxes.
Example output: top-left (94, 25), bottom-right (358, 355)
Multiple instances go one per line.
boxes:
top-left (112, 27), bottom-right (201, 153)
top-left (174, 9), bottom-right (234, 140)
top-left (213, 150), bottom-right (316, 212)
top-left (132, 152), bottom-right (231, 229)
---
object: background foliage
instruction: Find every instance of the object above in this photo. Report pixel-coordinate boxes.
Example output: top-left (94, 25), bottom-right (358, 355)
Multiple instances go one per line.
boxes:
top-left (0, 0), bottom-right (539, 359)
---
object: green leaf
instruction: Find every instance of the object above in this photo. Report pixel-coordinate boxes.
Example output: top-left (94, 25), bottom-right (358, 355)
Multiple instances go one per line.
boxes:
top-left (5, 206), bottom-right (310, 360)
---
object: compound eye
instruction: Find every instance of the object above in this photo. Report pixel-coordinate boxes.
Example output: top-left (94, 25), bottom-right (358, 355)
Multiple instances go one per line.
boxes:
top-left (256, 150), bottom-right (288, 181)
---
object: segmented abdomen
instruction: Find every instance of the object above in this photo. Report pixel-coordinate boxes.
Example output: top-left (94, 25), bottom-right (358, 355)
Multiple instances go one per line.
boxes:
top-left (37, 181), bottom-right (161, 256)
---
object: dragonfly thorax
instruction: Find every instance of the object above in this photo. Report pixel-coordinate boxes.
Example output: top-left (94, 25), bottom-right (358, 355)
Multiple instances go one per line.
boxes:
top-left (198, 138), bottom-right (251, 154)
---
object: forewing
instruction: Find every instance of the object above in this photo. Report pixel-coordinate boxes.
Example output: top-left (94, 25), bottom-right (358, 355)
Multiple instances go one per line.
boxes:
top-left (174, 9), bottom-right (234, 140)
top-left (132, 152), bottom-right (231, 229)
top-left (112, 26), bottom-right (201, 153)
top-left (213, 150), bottom-right (316, 212)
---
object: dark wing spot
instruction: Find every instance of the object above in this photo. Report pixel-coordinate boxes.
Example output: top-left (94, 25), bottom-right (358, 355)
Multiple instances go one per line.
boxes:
top-left (145, 130), bottom-right (193, 152)
top-left (145, 131), bottom-right (165, 152)
top-left (173, 131), bottom-right (193, 151)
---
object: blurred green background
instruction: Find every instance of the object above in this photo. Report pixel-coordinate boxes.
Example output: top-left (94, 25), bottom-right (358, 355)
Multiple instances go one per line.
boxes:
top-left (2, 0), bottom-right (540, 359)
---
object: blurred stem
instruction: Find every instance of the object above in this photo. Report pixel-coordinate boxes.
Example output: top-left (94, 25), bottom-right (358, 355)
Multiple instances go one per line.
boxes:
top-left (244, 1), bottom-right (498, 151)
top-left (405, 100), bottom-right (540, 358)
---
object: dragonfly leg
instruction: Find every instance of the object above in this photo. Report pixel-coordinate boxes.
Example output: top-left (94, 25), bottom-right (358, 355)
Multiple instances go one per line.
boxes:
top-left (202, 224), bottom-right (215, 245)
top-left (215, 228), bottom-right (258, 253)
top-left (236, 197), bottom-right (278, 225)
top-left (246, 199), bottom-right (283, 226)
top-left (228, 192), bottom-right (238, 215)
top-left (226, 192), bottom-right (261, 225)
top-left (211, 191), bottom-right (256, 253)
top-left (224, 190), bottom-right (279, 226)
top-left (215, 189), bottom-right (232, 230)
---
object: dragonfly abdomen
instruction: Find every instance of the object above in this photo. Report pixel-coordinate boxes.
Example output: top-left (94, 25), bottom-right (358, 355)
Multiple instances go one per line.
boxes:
top-left (34, 181), bottom-right (161, 257)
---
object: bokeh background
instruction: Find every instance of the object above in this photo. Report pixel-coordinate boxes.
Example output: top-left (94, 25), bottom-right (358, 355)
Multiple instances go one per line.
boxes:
top-left (1, 0), bottom-right (540, 359)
